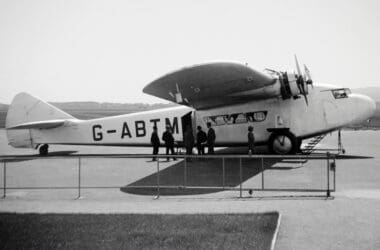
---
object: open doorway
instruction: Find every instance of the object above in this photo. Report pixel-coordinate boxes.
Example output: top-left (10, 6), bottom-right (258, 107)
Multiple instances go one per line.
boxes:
top-left (181, 111), bottom-right (193, 140)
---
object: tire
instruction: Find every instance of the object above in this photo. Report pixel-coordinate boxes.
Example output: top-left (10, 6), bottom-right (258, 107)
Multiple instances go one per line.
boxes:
top-left (268, 131), bottom-right (297, 155)
top-left (296, 138), bottom-right (302, 153)
top-left (39, 144), bottom-right (49, 156)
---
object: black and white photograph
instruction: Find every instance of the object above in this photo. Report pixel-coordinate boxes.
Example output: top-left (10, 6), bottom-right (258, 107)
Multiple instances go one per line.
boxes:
top-left (0, 0), bottom-right (379, 249)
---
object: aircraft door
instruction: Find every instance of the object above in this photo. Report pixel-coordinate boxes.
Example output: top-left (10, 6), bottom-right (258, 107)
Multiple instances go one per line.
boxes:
top-left (181, 111), bottom-right (193, 142)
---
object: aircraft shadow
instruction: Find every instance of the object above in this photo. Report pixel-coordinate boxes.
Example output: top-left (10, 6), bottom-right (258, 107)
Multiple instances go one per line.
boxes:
top-left (45, 150), bottom-right (78, 156)
top-left (0, 151), bottom-right (79, 163)
top-left (121, 147), bottom-right (281, 196)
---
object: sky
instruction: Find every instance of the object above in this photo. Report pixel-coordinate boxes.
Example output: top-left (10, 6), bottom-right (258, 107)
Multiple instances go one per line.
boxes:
top-left (0, 0), bottom-right (379, 104)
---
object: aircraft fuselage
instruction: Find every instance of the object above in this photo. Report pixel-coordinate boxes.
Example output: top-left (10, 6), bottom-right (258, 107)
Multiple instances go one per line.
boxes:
top-left (9, 84), bottom-right (374, 150)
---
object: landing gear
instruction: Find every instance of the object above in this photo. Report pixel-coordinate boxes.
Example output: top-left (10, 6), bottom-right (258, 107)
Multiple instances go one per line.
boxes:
top-left (39, 144), bottom-right (49, 156)
top-left (296, 138), bottom-right (303, 153)
top-left (268, 131), bottom-right (297, 154)
top-left (338, 130), bottom-right (345, 154)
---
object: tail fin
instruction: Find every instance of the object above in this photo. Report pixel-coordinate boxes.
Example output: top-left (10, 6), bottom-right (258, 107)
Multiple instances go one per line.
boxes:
top-left (6, 93), bottom-right (75, 148)
top-left (6, 92), bottom-right (74, 128)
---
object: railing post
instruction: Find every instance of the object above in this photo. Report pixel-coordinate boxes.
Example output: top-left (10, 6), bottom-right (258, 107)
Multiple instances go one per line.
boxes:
top-left (239, 158), bottom-right (242, 198)
top-left (77, 157), bottom-right (81, 199)
top-left (261, 157), bottom-right (264, 190)
top-left (326, 152), bottom-right (330, 197)
top-left (184, 157), bottom-right (187, 188)
top-left (156, 159), bottom-right (160, 199)
top-left (222, 157), bottom-right (225, 189)
top-left (333, 155), bottom-right (336, 191)
top-left (2, 161), bottom-right (6, 199)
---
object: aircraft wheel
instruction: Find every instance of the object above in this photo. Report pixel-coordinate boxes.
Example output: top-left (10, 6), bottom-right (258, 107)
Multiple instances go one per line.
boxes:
top-left (39, 144), bottom-right (49, 156)
top-left (296, 138), bottom-right (302, 153)
top-left (268, 131), bottom-right (297, 155)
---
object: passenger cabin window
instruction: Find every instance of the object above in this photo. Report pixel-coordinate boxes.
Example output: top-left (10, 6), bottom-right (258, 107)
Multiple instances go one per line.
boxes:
top-left (332, 88), bottom-right (351, 99)
top-left (204, 111), bottom-right (268, 127)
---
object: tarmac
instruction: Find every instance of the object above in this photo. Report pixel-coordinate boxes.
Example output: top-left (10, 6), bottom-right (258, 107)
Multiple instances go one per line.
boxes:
top-left (1, 129), bottom-right (380, 249)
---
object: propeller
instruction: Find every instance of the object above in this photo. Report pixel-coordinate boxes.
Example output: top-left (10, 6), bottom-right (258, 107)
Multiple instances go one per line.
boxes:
top-left (304, 64), bottom-right (313, 87)
top-left (294, 55), bottom-right (309, 105)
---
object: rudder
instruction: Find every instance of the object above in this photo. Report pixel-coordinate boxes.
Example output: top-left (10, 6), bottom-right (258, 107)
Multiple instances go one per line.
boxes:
top-left (6, 92), bottom-right (75, 148)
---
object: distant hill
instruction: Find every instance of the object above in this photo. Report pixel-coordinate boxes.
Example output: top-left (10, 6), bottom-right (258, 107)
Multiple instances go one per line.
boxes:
top-left (1, 88), bottom-right (379, 129)
top-left (0, 101), bottom-right (176, 128)
top-left (50, 101), bottom-right (175, 112)
top-left (352, 87), bottom-right (380, 102)
top-left (0, 103), bottom-right (9, 110)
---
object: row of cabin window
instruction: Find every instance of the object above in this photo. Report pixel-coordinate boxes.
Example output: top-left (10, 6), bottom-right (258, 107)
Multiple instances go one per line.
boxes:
top-left (203, 111), bottom-right (267, 126)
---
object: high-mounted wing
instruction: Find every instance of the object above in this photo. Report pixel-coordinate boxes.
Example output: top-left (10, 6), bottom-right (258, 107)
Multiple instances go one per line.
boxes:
top-left (143, 62), bottom-right (277, 110)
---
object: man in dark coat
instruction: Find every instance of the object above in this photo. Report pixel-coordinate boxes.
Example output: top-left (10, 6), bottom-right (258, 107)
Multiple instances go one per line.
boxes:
top-left (150, 126), bottom-right (160, 161)
top-left (196, 126), bottom-right (207, 155)
top-left (248, 125), bottom-right (255, 154)
top-left (184, 125), bottom-right (195, 159)
top-left (162, 125), bottom-right (176, 161)
top-left (207, 122), bottom-right (216, 154)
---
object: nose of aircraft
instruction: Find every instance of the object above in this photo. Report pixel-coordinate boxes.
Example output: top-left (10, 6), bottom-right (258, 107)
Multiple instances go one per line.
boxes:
top-left (351, 93), bottom-right (376, 123)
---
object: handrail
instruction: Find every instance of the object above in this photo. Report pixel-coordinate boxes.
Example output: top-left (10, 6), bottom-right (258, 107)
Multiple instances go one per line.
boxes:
top-left (0, 153), bottom-right (336, 161)
top-left (1, 153), bottom-right (336, 199)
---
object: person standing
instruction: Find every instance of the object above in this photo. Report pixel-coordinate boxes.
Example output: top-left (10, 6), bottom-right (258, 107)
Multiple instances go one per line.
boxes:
top-left (248, 126), bottom-right (255, 154)
top-left (207, 122), bottom-right (216, 154)
top-left (184, 125), bottom-right (195, 160)
top-left (162, 125), bottom-right (176, 161)
top-left (150, 126), bottom-right (160, 161)
top-left (196, 126), bottom-right (207, 155)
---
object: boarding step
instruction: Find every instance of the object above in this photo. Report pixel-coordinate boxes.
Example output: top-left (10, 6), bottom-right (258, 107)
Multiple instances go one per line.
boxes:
top-left (302, 134), bottom-right (327, 155)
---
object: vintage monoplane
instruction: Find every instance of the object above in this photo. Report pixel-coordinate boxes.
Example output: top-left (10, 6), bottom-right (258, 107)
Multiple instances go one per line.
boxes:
top-left (5, 57), bottom-right (376, 155)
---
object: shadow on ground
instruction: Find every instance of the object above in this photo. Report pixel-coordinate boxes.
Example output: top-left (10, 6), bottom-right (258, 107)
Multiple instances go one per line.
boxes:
top-left (120, 146), bottom-right (374, 196)
top-left (0, 151), bottom-right (78, 163)
top-left (121, 147), bottom-right (281, 196)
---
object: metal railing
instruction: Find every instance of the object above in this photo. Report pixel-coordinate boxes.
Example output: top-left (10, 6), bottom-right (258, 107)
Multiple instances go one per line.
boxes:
top-left (0, 153), bottom-right (337, 199)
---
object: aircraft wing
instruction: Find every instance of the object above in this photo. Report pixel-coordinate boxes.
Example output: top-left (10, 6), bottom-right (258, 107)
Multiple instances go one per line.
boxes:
top-left (143, 62), bottom-right (277, 109)
top-left (6, 119), bottom-right (66, 130)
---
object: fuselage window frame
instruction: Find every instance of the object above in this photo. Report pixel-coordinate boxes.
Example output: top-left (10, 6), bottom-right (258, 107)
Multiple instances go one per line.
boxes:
top-left (203, 111), bottom-right (268, 127)
top-left (331, 88), bottom-right (351, 99)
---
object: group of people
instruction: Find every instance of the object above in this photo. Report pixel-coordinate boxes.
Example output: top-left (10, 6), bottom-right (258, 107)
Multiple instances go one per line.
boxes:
top-left (150, 122), bottom-right (255, 161)
top-left (183, 122), bottom-right (216, 159)
top-left (150, 125), bottom-right (177, 161)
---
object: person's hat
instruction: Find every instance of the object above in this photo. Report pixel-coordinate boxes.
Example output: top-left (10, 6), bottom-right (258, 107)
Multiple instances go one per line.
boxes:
top-left (248, 126), bottom-right (253, 131)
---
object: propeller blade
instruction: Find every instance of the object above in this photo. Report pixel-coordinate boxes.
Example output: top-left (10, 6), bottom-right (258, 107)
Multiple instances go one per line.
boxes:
top-left (294, 55), bottom-right (302, 77)
top-left (304, 64), bottom-right (311, 78)
top-left (303, 91), bottom-right (309, 105)
top-left (294, 55), bottom-right (308, 104)
top-left (304, 64), bottom-right (313, 87)
top-left (300, 81), bottom-right (309, 105)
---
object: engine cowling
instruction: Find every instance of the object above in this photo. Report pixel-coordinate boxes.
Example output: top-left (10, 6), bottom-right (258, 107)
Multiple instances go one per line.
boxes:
top-left (279, 71), bottom-right (307, 100)
top-left (266, 56), bottom-right (312, 105)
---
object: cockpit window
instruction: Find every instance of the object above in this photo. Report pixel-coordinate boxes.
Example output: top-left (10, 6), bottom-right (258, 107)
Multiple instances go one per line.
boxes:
top-left (332, 88), bottom-right (351, 99)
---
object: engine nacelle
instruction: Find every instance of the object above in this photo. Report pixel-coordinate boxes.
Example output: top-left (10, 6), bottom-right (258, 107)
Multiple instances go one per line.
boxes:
top-left (279, 71), bottom-right (307, 100)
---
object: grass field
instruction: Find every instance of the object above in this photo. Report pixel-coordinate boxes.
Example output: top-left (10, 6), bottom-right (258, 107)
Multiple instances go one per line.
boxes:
top-left (0, 111), bottom-right (6, 128)
top-left (0, 212), bottom-right (279, 250)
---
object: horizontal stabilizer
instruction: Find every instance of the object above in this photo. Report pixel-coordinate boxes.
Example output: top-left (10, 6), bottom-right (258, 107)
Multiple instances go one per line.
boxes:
top-left (6, 119), bottom-right (66, 130)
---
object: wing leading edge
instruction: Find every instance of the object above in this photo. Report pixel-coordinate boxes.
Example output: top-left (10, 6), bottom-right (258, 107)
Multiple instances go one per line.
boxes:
top-left (143, 62), bottom-right (277, 110)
